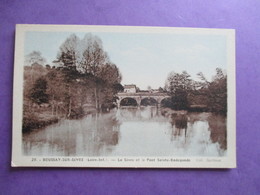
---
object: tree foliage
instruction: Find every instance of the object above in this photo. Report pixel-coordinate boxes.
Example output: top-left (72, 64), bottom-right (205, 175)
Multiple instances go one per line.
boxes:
top-left (165, 68), bottom-right (227, 114)
top-left (56, 34), bottom-right (121, 111)
top-left (23, 33), bottom-right (122, 119)
top-left (30, 77), bottom-right (49, 105)
top-left (165, 71), bottom-right (192, 110)
top-left (207, 68), bottom-right (227, 113)
top-left (25, 51), bottom-right (46, 67)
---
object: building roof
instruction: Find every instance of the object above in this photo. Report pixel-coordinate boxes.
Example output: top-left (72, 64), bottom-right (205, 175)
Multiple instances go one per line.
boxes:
top-left (124, 84), bottom-right (136, 88)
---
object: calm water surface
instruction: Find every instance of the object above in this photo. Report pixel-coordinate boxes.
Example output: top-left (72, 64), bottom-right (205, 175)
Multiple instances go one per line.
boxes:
top-left (23, 107), bottom-right (227, 157)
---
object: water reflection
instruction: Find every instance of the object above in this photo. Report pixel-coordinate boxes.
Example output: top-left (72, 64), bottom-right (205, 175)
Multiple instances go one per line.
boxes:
top-left (23, 107), bottom-right (227, 157)
top-left (23, 112), bottom-right (121, 156)
top-left (208, 114), bottom-right (227, 150)
top-left (170, 113), bottom-right (188, 138)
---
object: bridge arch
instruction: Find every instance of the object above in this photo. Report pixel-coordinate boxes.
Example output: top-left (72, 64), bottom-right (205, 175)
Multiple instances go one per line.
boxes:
top-left (160, 97), bottom-right (172, 108)
top-left (140, 97), bottom-right (158, 106)
top-left (117, 92), bottom-right (170, 108)
top-left (120, 97), bottom-right (138, 106)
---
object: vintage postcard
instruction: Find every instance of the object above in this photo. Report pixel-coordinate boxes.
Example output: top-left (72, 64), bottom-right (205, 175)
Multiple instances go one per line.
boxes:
top-left (12, 24), bottom-right (236, 168)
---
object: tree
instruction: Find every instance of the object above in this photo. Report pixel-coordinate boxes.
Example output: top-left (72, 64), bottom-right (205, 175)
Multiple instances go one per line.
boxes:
top-left (80, 34), bottom-right (108, 111)
top-left (23, 64), bottom-right (47, 100)
top-left (45, 67), bottom-right (67, 116)
top-left (113, 83), bottom-right (124, 92)
top-left (25, 51), bottom-right (46, 66)
top-left (196, 68), bottom-right (227, 114)
top-left (158, 87), bottom-right (164, 92)
top-left (24, 51), bottom-right (48, 90)
top-left (55, 33), bottom-right (122, 115)
top-left (79, 34), bottom-right (120, 111)
top-left (30, 77), bottom-right (49, 105)
top-left (80, 33), bottom-right (109, 75)
top-left (165, 71), bottom-right (193, 110)
top-left (97, 63), bottom-right (122, 84)
top-left (57, 34), bottom-right (81, 117)
top-left (207, 68), bottom-right (227, 114)
top-left (95, 63), bottom-right (122, 110)
top-left (23, 52), bottom-right (49, 113)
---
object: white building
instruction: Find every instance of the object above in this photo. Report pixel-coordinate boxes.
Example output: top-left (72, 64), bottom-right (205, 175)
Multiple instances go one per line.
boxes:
top-left (124, 84), bottom-right (137, 93)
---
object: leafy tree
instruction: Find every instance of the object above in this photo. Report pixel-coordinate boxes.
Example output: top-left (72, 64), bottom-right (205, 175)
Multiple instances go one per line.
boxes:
top-left (81, 34), bottom-right (109, 75)
top-left (207, 68), bottom-right (227, 114)
top-left (95, 63), bottom-right (122, 109)
top-left (196, 68), bottom-right (227, 114)
top-left (23, 53), bottom-right (49, 113)
top-left (165, 71), bottom-right (193, 110)
top-left (23, 64), bottom-right (47, 100)
top-left (97, 63), bottom-right (122, 84)
top-left (158, 87), bottom-right (164, 92)
top-left (25, 51), bottom-right (46, 67)
top-left (45, 67), bottom-right (67, 116)
top-left (80, 34), bottom-right (110, 111)
top-left (30, 77), bottom-right (49, 105)
top-left (57, 34), bottom-right (82, 117)
top-left (56, 33), bottom-right (122, 115)
top-left (79, 34), bottom-right (122, 111)
top-left (113, 83), bottom-right (124, 92)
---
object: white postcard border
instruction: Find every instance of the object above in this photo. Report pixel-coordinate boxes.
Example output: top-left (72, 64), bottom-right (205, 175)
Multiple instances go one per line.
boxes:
top-left (12, 24), bottom-right (236, 168)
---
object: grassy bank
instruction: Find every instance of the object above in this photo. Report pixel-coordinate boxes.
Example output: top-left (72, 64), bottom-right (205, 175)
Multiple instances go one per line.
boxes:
top-left (22, 111), bottom-right (59, 133)
top-left (22, 105), bottom-right (98, 133)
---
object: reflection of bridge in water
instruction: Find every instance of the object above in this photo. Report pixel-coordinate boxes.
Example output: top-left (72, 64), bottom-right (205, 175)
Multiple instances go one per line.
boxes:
top-left (117, 92), bottom-right (170, 107)
top-left (116, 107), bottom-right (168, 122)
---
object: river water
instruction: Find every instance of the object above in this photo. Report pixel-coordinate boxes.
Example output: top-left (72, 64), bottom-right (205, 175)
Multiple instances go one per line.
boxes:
top-left (23, 107), bottom-right (227, 157)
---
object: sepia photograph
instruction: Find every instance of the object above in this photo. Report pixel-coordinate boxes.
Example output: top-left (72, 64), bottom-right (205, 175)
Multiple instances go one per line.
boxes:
top-left (12, 25), bottom-right (236, 168)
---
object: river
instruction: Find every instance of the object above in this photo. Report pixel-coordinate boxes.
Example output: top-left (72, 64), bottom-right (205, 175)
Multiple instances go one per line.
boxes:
top-left (23, 107), bottom-right (227, 157)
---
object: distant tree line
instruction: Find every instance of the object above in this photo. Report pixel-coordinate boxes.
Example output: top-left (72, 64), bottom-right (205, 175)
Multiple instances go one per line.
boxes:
top-left (164, 68), bottom-right (227, 114)
top-left (24, 33), bottom-right (123, 119)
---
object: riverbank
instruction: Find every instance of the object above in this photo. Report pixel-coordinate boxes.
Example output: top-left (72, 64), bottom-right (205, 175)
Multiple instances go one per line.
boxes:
top-left (22, 111), bottom-right (60, 133)
top-left (160, 107), bottom-right (212, 121)
top-left (22, 106), bottom-right (99, 133)
top-left (160, 107), bottom-right (187, 117)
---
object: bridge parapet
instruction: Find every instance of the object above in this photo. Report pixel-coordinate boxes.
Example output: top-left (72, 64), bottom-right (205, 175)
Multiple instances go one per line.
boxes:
top-left (118, 92), bottom-right (169, 96)
top-left (117, 92), bottom-right (170, 107)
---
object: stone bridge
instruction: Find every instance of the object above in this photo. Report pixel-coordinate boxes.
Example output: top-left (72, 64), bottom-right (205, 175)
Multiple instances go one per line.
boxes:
top-left (117, 92), bottom-right (170, 107)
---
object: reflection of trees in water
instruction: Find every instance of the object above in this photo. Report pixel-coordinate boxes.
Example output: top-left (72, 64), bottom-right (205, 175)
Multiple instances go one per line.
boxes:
top-left (90, 113), bottom-right (121, 155)
top-left (169, 112), bottom-right (227, 150)
top-left (117, 108), bottom-right (138, 119)
top-left (23, 108), bottom-right (227, 156)
top-left (208, 114), bottom-right (227, 150)
top-left (24, 112), bottom-right (121, 156)
top-left (178, 112), bottom-right (227, 150)
top-left (187, 112), bottom-right (211, 124)
top-left (170, 113), bottom-right (188, 143)
top-left (63, 121), bottom-right (76, 156)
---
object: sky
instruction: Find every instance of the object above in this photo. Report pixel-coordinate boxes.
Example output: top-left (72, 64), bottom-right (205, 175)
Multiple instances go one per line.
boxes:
top-left (25, 31), bottom-right (227, 90)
